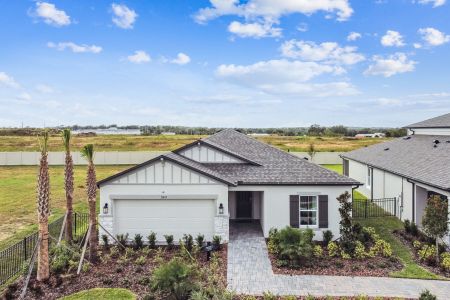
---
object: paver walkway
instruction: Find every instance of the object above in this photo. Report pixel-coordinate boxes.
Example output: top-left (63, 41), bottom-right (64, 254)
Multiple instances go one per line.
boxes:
top-left (227, 221), bottom-right (450, 299)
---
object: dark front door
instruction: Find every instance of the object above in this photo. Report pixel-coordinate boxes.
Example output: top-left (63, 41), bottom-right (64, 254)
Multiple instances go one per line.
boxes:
top-left (236, 191), bottom-right (252, 219)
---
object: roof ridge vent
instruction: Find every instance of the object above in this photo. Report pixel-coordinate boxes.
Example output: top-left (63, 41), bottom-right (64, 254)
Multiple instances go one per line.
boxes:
top-left (403, 136), bottom-right (411, 140)
top-left (384, 147), bottom-right (390, 151)
top-left (433, 139), bottom-right (440, 144)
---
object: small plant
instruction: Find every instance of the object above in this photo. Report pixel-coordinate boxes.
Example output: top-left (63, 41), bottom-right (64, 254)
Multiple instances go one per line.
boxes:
top-left (164, 234), bottom-right (174, 249)
top-left (147, 232), bottom-right (157, 249)
top-left (125, 247), bottom-right (136, 258)
top-left (151, 257), bottom-right (198, 299)
top-left (440, 252), bottom-right (450, 271)
top-left (101, 234), bottom-right (109, 248)
top-left (341, 250), bottom-right (351, 259)
top-left (142, 247), bottom-right (151, 256)
top-left (212, 235), bottom-right (222, 250)
top-left (282, 296), bottom-right (297, 300)
top-left (354, 241), bottom-right (367, 259)
top-left (263, 291), bottom-right (277, 300)
top-left (403, 219), bottom-right (411, 234)
top-left (313, 245), bottom-right (323, 258)
top-left (182, 234), bottom-right (194, 252)
top-left (109, 246), bottom-right (120, 258)
top-left (327, 241), bottom-right (339, 257)
top-left (50, 242), bottom-right (80, 274)
top-left (410, 222), bottom-right (419, 237)
top-left (116, 233), bottom-right (129, 247)
top-left (138, 276), bottom-right (151, 286)
top-left (419, 290), bottom-right (437, 300)
top-left (195, 234), bottom-right (205, 248)
top-left (133, 233), bottom-right (144, 249)
top-left (115, 266), bottom-right (123, 273)
top-left (369, 239), bottom-right (392, 258)
top-left (322, 230), bottom-right (333, 246)
top-left (135, 255), bottom-right (146, 266)
top-left (418, 244), bottom-right (436, 265)
top-left (413, 240), bottom-right (422, 249)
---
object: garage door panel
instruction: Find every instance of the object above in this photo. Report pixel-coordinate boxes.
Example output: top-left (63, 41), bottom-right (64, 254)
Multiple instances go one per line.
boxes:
top-left (115, 199), bottom-right (215, 242)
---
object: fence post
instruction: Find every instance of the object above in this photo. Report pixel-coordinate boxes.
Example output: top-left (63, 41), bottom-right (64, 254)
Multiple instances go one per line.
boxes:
top-left (23, 237), bottom-right (27, 261)
top-left (394, 197), bottom-right (397, 217)
top-left (364, 199), bottom-right (368, 219)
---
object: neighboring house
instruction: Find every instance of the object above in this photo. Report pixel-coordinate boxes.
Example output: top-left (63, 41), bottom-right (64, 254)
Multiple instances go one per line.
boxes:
top-left (98, 129), bottom-right (360, 243)
top-left (355, 133), bottom-right (386, 139)
top-left (342, 113), bottom-right (450, 242)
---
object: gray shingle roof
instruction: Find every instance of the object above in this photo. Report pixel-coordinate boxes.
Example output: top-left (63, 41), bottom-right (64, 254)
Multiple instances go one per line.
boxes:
top-left (341, 135), bottom-right (450, 191)
top-left (405, 113), bottom-right (450, 128)
top-left (200, 129), bottom-right (360, 185)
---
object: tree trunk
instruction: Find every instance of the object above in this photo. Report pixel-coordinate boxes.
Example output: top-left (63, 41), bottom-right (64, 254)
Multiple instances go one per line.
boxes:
top-left (37, 220), bottom-right (49, 281)
top-left (88, 199), bottom-right (98, 262)
top-left (64, 153), bottom-right (74, 242)
top-left (436, 238), bottom-right (440, 264)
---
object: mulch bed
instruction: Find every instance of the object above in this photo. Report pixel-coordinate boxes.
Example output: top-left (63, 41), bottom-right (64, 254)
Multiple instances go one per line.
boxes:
top-left (393, 230), bottom-right (450, 278)
top-left (267, 243), bottom-right (403, 277)
top-left (3, 245), bottom-right (227, 300)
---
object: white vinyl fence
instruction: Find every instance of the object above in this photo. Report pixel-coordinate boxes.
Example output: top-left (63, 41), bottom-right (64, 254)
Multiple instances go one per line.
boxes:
top-left (0, 151), bottom-right (343, 166)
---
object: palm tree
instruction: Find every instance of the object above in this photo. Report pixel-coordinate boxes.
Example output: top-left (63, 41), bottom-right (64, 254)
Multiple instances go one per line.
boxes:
top-left (62, 129), bottom-right (74, 242)
top-left (81, 144), bottom-right (98, 262)
top-left (37, 131), bottom-right (50, 281)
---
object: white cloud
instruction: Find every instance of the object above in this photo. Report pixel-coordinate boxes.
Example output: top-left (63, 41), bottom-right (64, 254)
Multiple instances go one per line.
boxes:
top-left (228, 21), bottom-right (281, 38)
top-left (413, 43), bottom-right (423, 49)
top-left (35, 84), bottom-right (54, 94)
top-left (418, 27), bottom-right (450, 46)
top-left (364, 53), bottom-right (416, 77)
top-left (171, 53), bottom-right (191, 65)
top-left (347, 32), bottom-right (361, 41)
top-left (280, 40), bottom-right (365, 65)
top-left (0, 72), bottom-right (20, 88)
top-left (194, 0), bottom-right (354, 31)
top-left (381, 30), bottom-right (405, 47)
top-left (416, 0), bottom-right (446, 8)
top-left (16, 92), bottom-right (32, 101)
top-left (34, 2), bottom-right (71, 26)
top-left (127, 50), bottom-right (151, 64)
top-left (111, 3), bottom-right (137, 29)
top-left (215, 59), bottom-right (357, 97)
top-left (47, 42), bottom-right (102, 53)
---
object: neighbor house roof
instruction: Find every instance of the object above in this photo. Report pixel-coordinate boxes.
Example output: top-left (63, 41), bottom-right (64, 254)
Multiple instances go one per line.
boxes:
top-left (341, 135), bottom-right (450, 191)
top-left (405, 113), bottom-right (450, 129)
top-left (98, 129), bottom-right (361, 187)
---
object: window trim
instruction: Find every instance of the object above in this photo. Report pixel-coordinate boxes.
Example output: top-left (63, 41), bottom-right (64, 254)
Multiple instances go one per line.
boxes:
top-left (299, 195), bottom-right (319, 229)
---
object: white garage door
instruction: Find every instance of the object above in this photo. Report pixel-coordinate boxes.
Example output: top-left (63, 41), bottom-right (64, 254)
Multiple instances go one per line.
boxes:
top-left (114, 199), bottom-right (215, 242)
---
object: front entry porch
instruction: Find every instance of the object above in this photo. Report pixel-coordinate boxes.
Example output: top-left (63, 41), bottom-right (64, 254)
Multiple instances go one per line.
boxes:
top-left (228, 191), bottom-right (263, 221)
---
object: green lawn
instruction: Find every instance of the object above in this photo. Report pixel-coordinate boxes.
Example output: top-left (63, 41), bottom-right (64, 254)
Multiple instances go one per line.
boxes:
top-left (0, 165), bottom-right (131, 249)
top-left (321, 164), bottom-right (343, 174)
top-left (60, 288), bottom-right (136, 300)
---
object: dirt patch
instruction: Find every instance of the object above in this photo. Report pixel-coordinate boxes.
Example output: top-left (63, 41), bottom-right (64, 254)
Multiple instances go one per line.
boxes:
top-left (4, 245), bottom-right (227, 300)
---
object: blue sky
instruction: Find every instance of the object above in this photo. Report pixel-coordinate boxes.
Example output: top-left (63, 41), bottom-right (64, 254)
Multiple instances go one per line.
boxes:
top-left (0, 0), bottom-right (449, 128)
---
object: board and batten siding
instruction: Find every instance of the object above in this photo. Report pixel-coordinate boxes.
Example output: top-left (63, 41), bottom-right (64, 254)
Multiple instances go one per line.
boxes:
top-left (108, 160), bottom-right (218, 185)
top-left (178, 144), bottom-right (245, 163)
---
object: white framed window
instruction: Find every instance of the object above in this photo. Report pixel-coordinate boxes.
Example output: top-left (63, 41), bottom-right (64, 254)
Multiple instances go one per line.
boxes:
top-left (299, 195), bottom-right (318, 227)
top-left (366, 166), bottom-right (372, 189)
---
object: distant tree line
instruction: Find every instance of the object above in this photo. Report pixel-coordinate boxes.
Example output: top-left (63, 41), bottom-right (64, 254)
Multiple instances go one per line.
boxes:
top-left (0, 124), bottom-right (407, 137)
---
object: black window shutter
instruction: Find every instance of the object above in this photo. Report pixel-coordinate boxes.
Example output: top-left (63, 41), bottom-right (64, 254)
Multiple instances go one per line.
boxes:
top-left (289, 195), bottom-right (299, 228)
top-left (318, 195), bottom-right (329, 228)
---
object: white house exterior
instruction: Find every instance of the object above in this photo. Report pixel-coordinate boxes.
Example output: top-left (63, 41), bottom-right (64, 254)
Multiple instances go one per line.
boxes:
top-left (342, 113), bottom-right (450, 243)
top-left (98, 129), bottom-right (360, 243)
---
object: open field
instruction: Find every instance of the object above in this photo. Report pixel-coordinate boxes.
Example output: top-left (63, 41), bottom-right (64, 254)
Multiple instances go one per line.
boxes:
top-left (0, 165), bottom-right (131, 249)
top-left (0, 134), bottom-right (390, 152)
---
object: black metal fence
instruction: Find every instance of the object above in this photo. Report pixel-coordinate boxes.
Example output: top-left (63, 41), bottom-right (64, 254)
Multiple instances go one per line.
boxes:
top-left (352, 198), bottom-right (397, 219)
top-left (0, 212), bottom-right (89, 286)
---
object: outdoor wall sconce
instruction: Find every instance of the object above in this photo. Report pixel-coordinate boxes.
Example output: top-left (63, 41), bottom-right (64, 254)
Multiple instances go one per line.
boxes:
top-left (219, 203), bottom-right (224, 215)
top-left (103, 203), bottom-right (109, 214)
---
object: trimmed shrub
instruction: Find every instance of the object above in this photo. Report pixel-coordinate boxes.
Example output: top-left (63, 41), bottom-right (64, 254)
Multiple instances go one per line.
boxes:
top-left (413, 240), bottom-right (422, 250)
top-left (313, 245), bottom-right (323, 258)
top-left (164, 234), bottom-right (174, 249)
top-left (50, 242), bottom-right (80, 274)
top-left (404, 219), bottom-right (411, 234)
top-left (182, 234), bottom-right (194, 253)
top-left (322, 230), bottom-right (333, 246)
top-left (276, 227), bottom-right (314, 266)
top-left (101, 234), bottom-right (109, 248)
top-left (195, 234), bottom-right (204, 248)
top-left (327, 241), bottom-right (339, 257)
top-left (419, 290), bottom-right (437, 300)
top-left (212, 235), bottom-right (222, 250)
top-left (354, 241), bottom-right (367, 259)
top-left (369, 239), bottom-right (393, 258)
top-left (418, 244), bottom-right (437, 265)
top-left (151, 257), bottom-right (198, 299)
top-left (440, 252), bottom-right (450, 271)
top-left (134, 234), bottom-right (144, 250)
top-left (147, 232), bottom-right (156, 249)
top-left (410, 222), bottom-right (419, 237)
top-left (116, 233), bottom-right (129, 247)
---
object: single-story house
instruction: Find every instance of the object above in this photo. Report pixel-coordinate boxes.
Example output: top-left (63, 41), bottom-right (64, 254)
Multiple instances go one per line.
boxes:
top-left (97, 129), bottom-right (360, 243)
top-left (341, 113), bottom-right (450, 243)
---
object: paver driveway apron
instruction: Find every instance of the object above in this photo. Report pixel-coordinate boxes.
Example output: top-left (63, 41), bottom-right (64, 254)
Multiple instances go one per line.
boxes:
top-left (227, 222), bottom-right (450, 299)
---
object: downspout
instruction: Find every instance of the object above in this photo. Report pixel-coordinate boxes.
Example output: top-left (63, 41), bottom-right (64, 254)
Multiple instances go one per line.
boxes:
top-left (370, 167), bottom-right (374, 200)
top-left (407, 179), bottom-right (416, 223)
